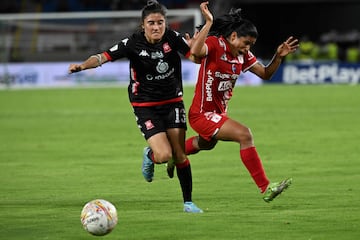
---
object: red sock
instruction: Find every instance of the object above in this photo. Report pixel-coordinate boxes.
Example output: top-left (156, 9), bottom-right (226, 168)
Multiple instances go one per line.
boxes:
top-left (175, 158), bottom-right (190, 168)
top-left (185, 136), bottom-right (200, 155)
top-left (240, 146), bottom-right (270, 193)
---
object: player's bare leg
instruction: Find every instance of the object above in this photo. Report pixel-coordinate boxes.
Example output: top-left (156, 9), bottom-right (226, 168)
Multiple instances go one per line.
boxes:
top-left (142, 132), bottom-right (173, 182)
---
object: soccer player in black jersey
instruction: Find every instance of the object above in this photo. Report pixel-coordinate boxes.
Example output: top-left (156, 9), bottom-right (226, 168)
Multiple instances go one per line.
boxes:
top-left (68, 0), bottom-right (202, 213)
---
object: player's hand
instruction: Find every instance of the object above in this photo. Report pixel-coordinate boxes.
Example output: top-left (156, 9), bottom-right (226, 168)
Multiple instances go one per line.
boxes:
top-left (200, 1), bottom-right (213, 23)
top-left (68, 64), bottom-right (82, 74)
top-left (277, 36), bottom-right (299, 57)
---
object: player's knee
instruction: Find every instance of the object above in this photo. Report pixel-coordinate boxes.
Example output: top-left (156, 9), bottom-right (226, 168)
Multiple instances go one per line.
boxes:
top-left (154, 151), bottom-right (172, 163)
top-left (239, 127), bottom-right (254, 145)
top-left (172, 151), bottom-right (187, 164)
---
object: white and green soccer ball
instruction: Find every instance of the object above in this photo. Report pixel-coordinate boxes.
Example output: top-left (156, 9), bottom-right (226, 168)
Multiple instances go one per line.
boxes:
top-left (80, 199), bottom-right (118, 236)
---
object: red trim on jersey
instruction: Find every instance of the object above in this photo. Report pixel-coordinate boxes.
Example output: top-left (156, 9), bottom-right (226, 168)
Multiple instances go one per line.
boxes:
top-left (131, 96), bottom-right (183, 107)
top-left (103, 52), bottom-right (112, 61)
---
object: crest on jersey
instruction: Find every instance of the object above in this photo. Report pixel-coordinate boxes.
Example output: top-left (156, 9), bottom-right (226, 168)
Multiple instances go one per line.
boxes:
top-left (232, 64), bottom-right (236, 73)
top-left (163, 42), bottom-right (171, 53)
top-left (156, 60), bottom-right (169, 73)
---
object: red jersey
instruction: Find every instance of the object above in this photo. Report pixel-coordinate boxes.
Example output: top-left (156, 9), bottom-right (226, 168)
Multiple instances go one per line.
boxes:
top-left (189, 36), bottom-right (258, 115)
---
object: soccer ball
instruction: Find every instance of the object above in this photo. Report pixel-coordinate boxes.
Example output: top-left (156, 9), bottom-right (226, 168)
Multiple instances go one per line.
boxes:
top-left (80, 199), bottom-right (118, 236)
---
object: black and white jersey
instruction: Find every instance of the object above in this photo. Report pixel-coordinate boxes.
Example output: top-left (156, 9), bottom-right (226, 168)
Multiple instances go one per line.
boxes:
top-left (104, 29), bottom-right (191, 107)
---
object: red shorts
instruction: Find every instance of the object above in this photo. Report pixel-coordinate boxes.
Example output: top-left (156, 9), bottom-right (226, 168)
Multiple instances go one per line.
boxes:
top-left (188, 110), bottom-right (228, 141)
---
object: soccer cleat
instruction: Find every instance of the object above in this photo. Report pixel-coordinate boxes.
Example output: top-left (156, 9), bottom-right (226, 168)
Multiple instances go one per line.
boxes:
top-left (166, 158), bottom-right (175, 179)
top-left (263, 178), bottom-right (292, 203)
top-left (183, 202), bottom-right (203, 213)
top-left (142, 147), bottom-right (154, 182)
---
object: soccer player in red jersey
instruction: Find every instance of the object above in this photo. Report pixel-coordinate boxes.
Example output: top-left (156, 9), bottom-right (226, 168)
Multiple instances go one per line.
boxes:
top-left (186, 2), bottom-right (299, 202)
top-left (68, 0), bottom-right (202, 213)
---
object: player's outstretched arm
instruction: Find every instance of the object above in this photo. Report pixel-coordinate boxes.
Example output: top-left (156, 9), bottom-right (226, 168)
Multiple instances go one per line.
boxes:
top-left (250, 36), bottom-right (299, 80)
top-left (68, 53), bottom-right (108, 74)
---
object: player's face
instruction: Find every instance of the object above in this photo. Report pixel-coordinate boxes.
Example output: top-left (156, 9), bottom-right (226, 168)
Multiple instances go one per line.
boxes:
top-left (143, 13), bottom-right (166, 44)
top-left (228, 33), bottom-right (256, 57)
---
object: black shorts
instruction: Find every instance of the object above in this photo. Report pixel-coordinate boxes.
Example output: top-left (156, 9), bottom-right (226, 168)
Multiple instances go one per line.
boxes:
top-left (133, 101), bottom-right (187, 140)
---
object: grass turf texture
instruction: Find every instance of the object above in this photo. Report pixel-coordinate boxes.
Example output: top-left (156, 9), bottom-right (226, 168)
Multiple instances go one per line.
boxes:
top-left (0, 85), bottom-right (359, 239)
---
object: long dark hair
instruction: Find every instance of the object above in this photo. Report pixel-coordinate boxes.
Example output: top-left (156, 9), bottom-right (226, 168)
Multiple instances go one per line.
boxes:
top-left (199, 8), bottom-right (258, 39)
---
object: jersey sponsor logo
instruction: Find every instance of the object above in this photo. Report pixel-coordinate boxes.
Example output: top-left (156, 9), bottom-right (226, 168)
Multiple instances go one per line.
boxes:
top-left (139, 50), bottom-right (149, 57)
top-left (146, 74), bottom-right (153, 81)
top-left (151, 51), bottom-right (164, 59)
top-left (163, 42), bottom-right (171, 53)
top-left (218, 81), bottom-right (233, 91)
top-left (146, 67), bottom-right (175, 81)
top-left (214, 71), bottom-right (239, 80)
top-left (155, 67), bottom-right (175, 80)
top-left (206, 70), bottom-right (214, 101)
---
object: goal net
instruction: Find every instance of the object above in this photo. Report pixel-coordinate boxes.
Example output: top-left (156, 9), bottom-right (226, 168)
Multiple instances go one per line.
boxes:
top-left (0, 9), bottom-right (202, 87)
top-left (0, 9), bottom-right (202, 62)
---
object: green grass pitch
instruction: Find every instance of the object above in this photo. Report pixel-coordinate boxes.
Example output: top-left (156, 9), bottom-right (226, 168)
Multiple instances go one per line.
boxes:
top-left (1, 84), bottom-right (359, 239)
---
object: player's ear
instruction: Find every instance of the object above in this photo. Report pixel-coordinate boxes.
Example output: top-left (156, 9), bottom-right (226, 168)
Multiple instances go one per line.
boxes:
top-left (230, 31), bottom-right (237, 41)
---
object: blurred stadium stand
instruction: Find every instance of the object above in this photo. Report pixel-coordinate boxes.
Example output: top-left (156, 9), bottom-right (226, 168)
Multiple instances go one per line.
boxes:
top-left (0, 0), bottom-right (359, 63)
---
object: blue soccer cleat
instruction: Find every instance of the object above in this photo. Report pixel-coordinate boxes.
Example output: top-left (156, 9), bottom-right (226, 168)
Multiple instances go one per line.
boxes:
top-left (142, 147), bottom-right (154, 182)
top-left (183, 201), bottom-right (203, 213)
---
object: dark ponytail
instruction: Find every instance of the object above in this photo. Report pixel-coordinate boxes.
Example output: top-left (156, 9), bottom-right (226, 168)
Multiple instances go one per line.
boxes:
top-left (199, 7), bottom-right (258, 39)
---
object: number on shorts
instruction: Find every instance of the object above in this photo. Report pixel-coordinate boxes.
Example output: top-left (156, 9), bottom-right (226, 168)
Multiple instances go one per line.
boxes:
top-left (174, 107), bottom-right (186, 123)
